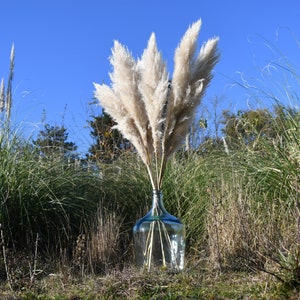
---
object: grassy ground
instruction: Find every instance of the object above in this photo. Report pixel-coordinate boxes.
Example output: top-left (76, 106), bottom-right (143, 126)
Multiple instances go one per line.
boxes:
top-left (0, 265), bottom-right (299, 300)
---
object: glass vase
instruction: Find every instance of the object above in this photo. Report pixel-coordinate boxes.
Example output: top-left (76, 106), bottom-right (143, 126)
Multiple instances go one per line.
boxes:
top-left (133, 190), bottom-right (185, 271)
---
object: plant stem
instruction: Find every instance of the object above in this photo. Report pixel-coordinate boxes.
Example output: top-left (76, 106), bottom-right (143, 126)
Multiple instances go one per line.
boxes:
top-left (157, 220), bottom-right (167, 267)
top-left (158, 154), bottom-right (167, 190)
top-left (146, 164), bottom-right (157, 190)
top-left (161, 220), bottom-right (179, 270)
top-left (155, 154), bottom-right (159, 190)
top-left (147, 222), bottom-right (155, 271)
top-left (0, 224), bottom-right (13, 291)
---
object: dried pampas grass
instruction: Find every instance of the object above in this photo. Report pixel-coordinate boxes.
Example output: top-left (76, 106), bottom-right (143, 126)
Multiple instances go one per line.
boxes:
top-left (94, 19), bottom-right (220, 190)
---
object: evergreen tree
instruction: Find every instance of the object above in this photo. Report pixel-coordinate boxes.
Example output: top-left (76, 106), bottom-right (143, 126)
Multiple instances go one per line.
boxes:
top-left (33, 124), bottom-right (77, 159)
top-left (88, 111), bottom-right (131, 163)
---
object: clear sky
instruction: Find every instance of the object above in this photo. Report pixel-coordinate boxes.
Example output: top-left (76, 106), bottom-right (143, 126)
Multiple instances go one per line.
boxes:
top-left (0, 0), bottom-right (300, 155)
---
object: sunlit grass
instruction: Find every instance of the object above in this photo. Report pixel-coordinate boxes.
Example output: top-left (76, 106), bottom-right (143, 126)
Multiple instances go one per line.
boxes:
top-left (0, 125), bottom-right (101, 253)
top-left (2, 113), bottom-right (300, 297)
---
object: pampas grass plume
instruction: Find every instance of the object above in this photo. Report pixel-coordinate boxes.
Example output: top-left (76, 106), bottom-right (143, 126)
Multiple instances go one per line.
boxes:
top-left (94, 19), bottom-right (220, 190)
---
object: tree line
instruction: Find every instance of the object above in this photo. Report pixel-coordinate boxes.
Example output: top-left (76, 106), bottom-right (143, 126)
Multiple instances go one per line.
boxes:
top-left (30, 102), bottom-right (299, 164)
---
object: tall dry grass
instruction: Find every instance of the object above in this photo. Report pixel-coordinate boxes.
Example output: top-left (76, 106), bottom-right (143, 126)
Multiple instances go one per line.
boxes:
top-left (202, 107), bottom-right (300, 287)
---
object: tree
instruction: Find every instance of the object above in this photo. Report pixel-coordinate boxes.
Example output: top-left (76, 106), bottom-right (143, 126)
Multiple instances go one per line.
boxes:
top-left (87, 111), bottom-right (132, 163)
top-left (221, 108), bottom-right (274, 150)
top-left (33, 124), bottom-right (77, 159)
top-left (221, 105), bottom-right (300, 151)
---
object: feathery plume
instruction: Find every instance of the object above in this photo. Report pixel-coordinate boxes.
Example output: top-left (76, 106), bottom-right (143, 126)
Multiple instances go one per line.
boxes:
top-left (94, 19), bottom-right (220, 190)
top-left (172, 19), bottom-right (202, 105)
top-left (5, 44), bottom-right (15, 123)
top-left (163, 22), bottom-right (219, 159)
top-left (138, 33), bottom-right (169, 157)
top-left (94, 83), bottom-right (149, 165)
top-left (110, 41), bottom-right (150, 150)
top-left (0, 78), bottom-right (4, 112)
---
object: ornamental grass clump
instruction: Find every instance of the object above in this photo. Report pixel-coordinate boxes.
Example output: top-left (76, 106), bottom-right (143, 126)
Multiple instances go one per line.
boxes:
top-left (94, 19), bottom-right (219, 271)
top-left (94, 19), bottom-right (219, 190)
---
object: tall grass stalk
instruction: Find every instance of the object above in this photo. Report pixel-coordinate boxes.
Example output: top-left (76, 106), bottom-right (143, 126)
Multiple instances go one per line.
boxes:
top-left (0, 223), bottom-right (12, 290)
top-left (201, 43), bottom-right (300, 287)
top-left (0, 44), bottom-right (14, 127)
top-left (0, 125), bottom-right (100, 254)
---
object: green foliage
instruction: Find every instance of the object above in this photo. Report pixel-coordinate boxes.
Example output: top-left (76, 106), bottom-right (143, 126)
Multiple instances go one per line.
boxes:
top-left (0, 126), bottom-right (99, 252)
top-left (88, 112), bottom-right (132, 163)
top-left (220, 105), bottom-right (300, 152)
top-left (33, 123), bottom-right (78, 159)
top-left (200, 104), bottom-right (300, 288)
top-left (221, 108), bottom-right (274, 150)
top-left (162, 152), bottom-right (212, 249)
top-left (243, 109), bottom-right (300, 287)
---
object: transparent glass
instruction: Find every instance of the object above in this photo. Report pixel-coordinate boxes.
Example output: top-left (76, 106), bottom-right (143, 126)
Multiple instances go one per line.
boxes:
top-left (133, 190), bottom-right (185, 271)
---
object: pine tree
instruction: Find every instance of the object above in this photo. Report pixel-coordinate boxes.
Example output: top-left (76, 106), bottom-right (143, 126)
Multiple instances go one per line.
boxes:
top-left (33, 124), bottom-right (77, 159)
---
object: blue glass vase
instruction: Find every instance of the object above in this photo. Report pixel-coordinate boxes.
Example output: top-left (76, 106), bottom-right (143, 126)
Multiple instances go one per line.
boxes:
top-left (133, 190), bottom-right (185, 271)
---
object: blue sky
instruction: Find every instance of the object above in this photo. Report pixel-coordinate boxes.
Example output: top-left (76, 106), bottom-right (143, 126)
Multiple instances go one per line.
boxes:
top-left (0, 0), bottom-right (300, 154)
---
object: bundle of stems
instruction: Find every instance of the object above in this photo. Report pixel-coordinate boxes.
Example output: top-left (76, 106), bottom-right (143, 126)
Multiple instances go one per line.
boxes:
top-left (94, 19), bottom-right (219, 190)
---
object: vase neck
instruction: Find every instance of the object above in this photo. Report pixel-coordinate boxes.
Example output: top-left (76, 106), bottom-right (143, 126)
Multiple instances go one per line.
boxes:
top-left (151, 190), bottom-right (167, 216)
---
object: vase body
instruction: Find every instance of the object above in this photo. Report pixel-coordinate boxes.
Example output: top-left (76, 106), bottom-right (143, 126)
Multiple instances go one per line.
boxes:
top-left (133, 190), bottom-right (185, 271)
